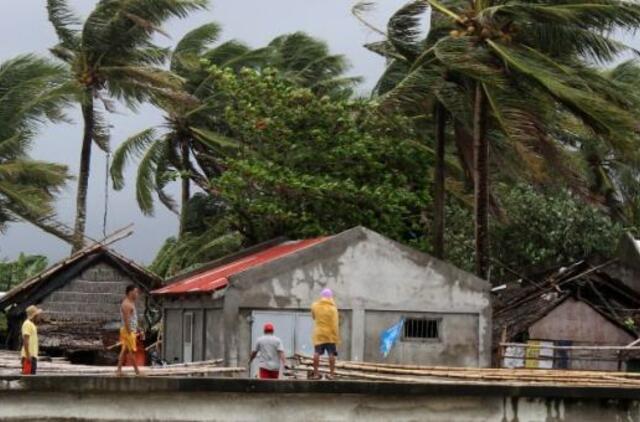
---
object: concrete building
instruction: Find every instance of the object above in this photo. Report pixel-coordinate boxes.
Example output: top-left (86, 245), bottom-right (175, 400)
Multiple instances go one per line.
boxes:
top-left (0, 243), bottom-right (161, 361)
top-left (153, 227), bottom-right (492, 368)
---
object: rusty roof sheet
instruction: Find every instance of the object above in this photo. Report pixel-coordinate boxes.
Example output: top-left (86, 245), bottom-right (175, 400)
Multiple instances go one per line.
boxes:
top-left (152, 238), bottom-right (328, 295)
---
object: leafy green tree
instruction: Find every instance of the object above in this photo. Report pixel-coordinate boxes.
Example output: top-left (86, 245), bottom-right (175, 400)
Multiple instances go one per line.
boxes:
top-left (0, 55), bottom-right (72, 241)
top-left (0, 253), bottom-right (48, 336)
top-left (111, 27), bottom-right (360, 234)
top-left (46, 0), bottom-right (207, 251)
top-left (150, 68), bottom-right (430, 276)
top-left (0, 254), bottom-right (48, 293)
top-left (363, 0), bottom-right (640, 278)
top-left (213, 67), bottom-right (429, 242)
top-left (442, 185), bottom-right (623, 280)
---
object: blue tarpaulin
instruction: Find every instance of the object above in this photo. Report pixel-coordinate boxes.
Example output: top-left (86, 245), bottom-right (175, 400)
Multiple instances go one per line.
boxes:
top-left (380, 318), bottom-right (404, 358)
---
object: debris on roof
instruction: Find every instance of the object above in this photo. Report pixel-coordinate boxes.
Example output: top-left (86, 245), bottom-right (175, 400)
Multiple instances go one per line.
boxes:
top-left (0, 351), bottom-right (243, 377)
top-left (0, 243), bottom-right (160, 311)
top-left (493, 260), bottom-right (640, 343)
top-left (290, 355), bottom-right (640, 388)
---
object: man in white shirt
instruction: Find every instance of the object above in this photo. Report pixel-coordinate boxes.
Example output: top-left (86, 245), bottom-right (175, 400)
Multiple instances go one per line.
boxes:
top-left (249, 323), bottom-right (286, 379)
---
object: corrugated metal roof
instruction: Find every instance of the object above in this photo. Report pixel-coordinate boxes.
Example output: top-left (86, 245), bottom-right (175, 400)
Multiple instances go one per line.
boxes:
top-left (152, 238), bottom-right (328, 295)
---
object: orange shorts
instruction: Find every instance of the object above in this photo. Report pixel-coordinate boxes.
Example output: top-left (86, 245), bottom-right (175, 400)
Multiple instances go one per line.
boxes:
top-left (119, 327), bottom-right (137, 352)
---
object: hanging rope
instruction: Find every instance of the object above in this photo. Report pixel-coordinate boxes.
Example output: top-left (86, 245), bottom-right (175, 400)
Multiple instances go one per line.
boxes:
top-left (103, 151), bottom-right (110, 239)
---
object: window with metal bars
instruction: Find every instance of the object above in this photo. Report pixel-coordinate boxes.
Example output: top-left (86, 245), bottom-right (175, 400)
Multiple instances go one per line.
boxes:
top-left (403, 318), bottom-right (440, 341)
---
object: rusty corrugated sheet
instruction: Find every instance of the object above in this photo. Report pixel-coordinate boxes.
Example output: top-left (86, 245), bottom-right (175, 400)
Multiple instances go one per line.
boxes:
top-left (152, 238), bottom-right (328, 295)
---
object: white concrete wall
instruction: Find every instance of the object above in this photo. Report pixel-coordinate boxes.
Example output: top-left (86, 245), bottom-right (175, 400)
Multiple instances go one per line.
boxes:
top-left (0, 391), bottom-right (637, 421)
top-left (226, 227), bottom-right (492, 367)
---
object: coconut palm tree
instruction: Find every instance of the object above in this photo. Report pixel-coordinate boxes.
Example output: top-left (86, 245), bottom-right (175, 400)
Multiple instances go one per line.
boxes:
top-left (263, 32), bottom-right (361, 100)
top-left (46, 0), bottom-right (207, 251)
top-left (0, 55), bottom-right (72, 241)
top-left (110, 22), bottom-right (268, 233)
top-left (110, 27), bottom-right (360, 234)
top-left (360, 0), bottom-right (640, 278)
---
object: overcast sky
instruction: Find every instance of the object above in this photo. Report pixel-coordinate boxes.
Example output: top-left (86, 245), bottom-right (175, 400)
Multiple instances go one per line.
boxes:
top-left (0, 0), bottom-right (407, 264)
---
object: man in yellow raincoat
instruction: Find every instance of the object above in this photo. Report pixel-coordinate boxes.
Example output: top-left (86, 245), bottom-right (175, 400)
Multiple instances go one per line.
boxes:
top-left (311, 288), bottom-right (339, 379)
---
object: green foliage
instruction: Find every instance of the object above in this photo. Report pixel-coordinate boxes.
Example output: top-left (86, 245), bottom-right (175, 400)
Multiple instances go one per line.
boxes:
top-left (0, 254), bottom-right (48, 292)
top-left (149, 194), bottom-right (243, 277)
top-left (443, 185), bottom-right (623, 279)
top-left (0, 55), bottom-right (71, 234)
top-left (210, 67), bottom-right (430, 243)
top-left (111, 24), bottom-right (361, 218)
top-left (0, 254), bottom-right (48, 334)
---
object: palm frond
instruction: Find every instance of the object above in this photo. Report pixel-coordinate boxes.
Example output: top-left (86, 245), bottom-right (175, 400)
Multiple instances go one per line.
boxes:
top-left (46, 0), bottom-right (81, 49)
top-left (173, 22), bottom-right (221, 63)
top-left (136, 137), bottom-right (170, 215)
top-left (110, 128), bottom-right (158, 190)
top-left (481, 2), bottom-right (640, 32)
top-left (387, 0), bottom-right (429, 60)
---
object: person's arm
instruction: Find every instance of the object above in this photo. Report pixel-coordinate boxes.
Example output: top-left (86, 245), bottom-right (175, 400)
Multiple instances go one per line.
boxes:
top-left (278, 339), bottom-right (286, 368)
top-left (249, 340), bottom-right (260, 366)
top-left (22, 334), bottom-right (30, 360)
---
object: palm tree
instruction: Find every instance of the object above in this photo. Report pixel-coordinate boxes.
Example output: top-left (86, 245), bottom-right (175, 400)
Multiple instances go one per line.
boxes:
top-left (110, 22), bottom-right (267, 233)
top-left (111, 27), bottom-right (360, 233)
top-left (46, 0), bottom-right (207, 251)
top-left (264, 32), bottom-right (361, 100)
top-left (361, 0), bottom-right (640, 278)
top-left (555, 60), bottom-right (640, 226)
top-left (0, 55), bottom-right (72, 241)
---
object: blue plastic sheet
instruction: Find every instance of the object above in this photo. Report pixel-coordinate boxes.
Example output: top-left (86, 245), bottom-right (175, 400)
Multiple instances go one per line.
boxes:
top-left (380, 318), bottom-right (404, 358)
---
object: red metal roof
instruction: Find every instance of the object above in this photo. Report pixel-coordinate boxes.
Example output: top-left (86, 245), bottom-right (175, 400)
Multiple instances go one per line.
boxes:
top-left (152, 238), bottom-right (328, 295)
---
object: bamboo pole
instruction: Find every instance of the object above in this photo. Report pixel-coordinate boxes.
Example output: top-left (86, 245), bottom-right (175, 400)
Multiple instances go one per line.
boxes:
top-left (296, 357), bottom-right (640, 382)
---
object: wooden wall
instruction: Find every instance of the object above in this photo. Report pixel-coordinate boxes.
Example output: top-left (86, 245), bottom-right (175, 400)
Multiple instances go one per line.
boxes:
top-left (529, 298), bottom-right (633, 345)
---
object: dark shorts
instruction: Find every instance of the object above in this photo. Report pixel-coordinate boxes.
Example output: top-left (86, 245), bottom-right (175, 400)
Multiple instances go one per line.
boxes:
top-left (314, 343), bottom-right (338, 356)
top-left (259, 368), bottom-right (280, 379)
top-left (21, 357), bottom-right (37, 375)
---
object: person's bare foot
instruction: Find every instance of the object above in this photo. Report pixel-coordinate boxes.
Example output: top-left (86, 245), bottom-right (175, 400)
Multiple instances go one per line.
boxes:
top-left (116, 371), bottom-right (124, 377)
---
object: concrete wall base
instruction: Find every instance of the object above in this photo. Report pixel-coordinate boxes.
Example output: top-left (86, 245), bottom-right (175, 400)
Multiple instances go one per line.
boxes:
top-left (1, 377), bottom-right (640, 421)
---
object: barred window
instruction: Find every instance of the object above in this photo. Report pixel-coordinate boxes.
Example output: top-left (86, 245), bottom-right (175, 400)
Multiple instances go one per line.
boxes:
top-left (403, 318), bottom-right (440, 340)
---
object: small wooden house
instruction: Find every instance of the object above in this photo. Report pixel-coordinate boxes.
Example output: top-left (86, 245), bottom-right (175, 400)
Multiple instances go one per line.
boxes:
top-left (493, 261), bottom-right (640, 371)
top-left (0, 244), bottom-right (161, 362)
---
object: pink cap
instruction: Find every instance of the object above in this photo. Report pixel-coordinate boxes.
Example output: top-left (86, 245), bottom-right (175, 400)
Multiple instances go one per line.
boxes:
top-left (321, 288), bottom-right (333, 298)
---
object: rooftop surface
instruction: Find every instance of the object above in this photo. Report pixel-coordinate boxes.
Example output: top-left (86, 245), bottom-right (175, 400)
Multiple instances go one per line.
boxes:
top-left (153, 238), bottom-right (328, 295)
top-left (2, 376), bottom-right (640, 400)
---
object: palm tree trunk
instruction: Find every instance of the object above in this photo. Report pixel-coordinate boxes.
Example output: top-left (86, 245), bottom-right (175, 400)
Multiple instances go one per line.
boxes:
top-left (179, 140), bottom-right (191, 236)
top-left (433, 103), bottom-right (446, 259)
top-left (473, 83), bottom-right (489, 279)
top-left (72, 90), bottom-right (94, 253)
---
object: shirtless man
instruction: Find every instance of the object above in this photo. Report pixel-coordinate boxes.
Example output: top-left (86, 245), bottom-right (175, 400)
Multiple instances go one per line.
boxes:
top-left (116, 285), bottom-right (142, 376)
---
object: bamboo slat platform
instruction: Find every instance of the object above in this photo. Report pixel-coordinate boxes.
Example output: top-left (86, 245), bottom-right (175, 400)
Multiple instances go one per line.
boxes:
top-left (0, 350), bottom-right (243, 377)
top-left (290, 355), bottom-right (640, 388)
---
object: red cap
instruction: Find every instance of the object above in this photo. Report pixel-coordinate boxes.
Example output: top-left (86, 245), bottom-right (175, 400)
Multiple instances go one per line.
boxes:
top-left (264, 323), bottom-right (274, 333)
